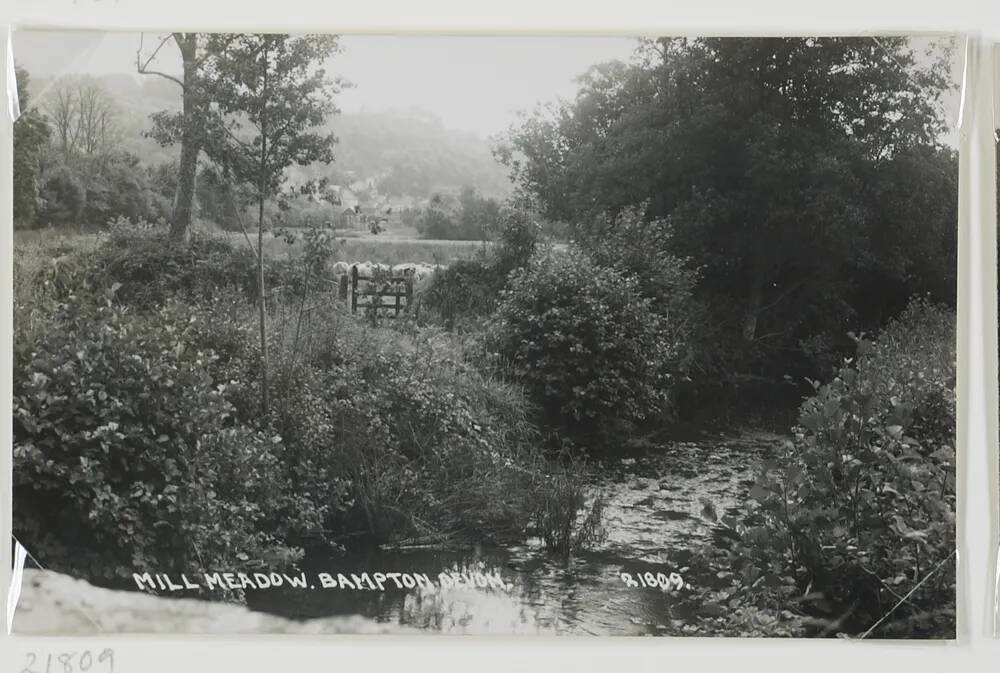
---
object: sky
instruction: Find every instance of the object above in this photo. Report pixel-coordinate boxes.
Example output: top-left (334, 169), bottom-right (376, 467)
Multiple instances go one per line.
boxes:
top-left (12, 31), bottom-right (642, 137)
top-left (11, 31), bottom-right (964, 144)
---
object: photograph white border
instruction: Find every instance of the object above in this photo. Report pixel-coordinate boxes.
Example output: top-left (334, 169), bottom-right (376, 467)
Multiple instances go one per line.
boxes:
top-left (1, 1), bottom-right (997, 671)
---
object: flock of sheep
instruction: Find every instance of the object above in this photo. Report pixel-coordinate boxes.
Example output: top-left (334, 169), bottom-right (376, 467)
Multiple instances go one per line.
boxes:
top-left (330, 261), bottom-right (445, 293)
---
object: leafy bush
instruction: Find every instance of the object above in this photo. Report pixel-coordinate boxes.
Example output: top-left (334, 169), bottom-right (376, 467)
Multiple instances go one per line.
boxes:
top-left (737, 297), bottom-right (955, 637)
top-left (491, 206), bottom-right (541, 276)
top-left (38, 167), bottom-right (86, 227)
top-left (13, 227), bottom-right (598, 586)
top-left (83, 219), bottom-right (320, 309)
top-left (418, 259), bottom-right (501, 328)
top-left (577, 205), bottom-right (702, 380)
top-left (490, 247), bottom-right (684, 450)
top-left (420, 205), bottom-right (541, 327)
top-left (577, 206), bottom-right (696, 315)
top-left (12, 295), bottom-right (318, 584)
top-left (37, 154), bottom-right (172, 228)
top-left (90, 221), bottom-right (258, 306)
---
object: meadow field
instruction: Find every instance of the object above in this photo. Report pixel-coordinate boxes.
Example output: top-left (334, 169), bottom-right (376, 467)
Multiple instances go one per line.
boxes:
top-left (13, 226), bottom-right (493, 267)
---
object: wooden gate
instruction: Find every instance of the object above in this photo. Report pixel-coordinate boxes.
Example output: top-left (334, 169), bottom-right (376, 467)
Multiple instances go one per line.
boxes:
top-left (350, 265), bottom-right (414, 318)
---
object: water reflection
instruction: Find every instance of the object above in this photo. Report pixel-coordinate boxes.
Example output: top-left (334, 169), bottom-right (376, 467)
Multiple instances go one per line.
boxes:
top-left (246, 434), bottom-right (779, 635)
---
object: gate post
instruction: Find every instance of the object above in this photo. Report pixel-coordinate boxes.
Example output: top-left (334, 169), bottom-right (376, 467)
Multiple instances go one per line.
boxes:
top-left (405, 269), bottom-right (414, 314)
top-left (350, 265), bottom-right (358, 314)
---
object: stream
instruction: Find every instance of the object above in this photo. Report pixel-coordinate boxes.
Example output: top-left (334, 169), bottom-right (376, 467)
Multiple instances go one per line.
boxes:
top-left (247, 431), bottom-right (784, 635)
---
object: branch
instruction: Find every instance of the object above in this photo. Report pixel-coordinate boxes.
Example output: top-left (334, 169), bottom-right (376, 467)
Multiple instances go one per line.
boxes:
top-left (855, 549), bottom-right (956, 639)
top-left (192, 33), bottom-right (235, 69)
top-left (759, 280), bottom-right (804, 315)
top-left (219, 123), bottom-right (254, 155)
top-left (227, 183), bottom-right (258, 257)
top-left (136, 33), bottom-right (186, 89)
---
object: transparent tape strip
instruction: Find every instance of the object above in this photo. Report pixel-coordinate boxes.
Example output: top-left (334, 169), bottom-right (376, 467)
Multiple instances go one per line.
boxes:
top-left (7, 27), bottom-right (20, 122)
top-left (6, 540), bottom-right (28, 635)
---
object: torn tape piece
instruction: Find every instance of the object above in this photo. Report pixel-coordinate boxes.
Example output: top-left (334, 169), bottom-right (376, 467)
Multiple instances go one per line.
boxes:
top-left (956, 35), bottom-right (971, 137)
top-left (7, 28), bottom-right (21, 122)
top-left (6, 540), bottom-right (28, 635)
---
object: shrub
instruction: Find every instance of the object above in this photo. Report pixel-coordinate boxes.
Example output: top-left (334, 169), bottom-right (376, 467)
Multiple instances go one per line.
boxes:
top-left (418, 259), bottom-right (501, 328)
top-left (420, 205), bottom-right (541, 327)
top-left (12, 296), bottom-right (318, 584)
top-left (576, 205), bottom-right (702, 389)
top-left (37, 153), bottom-right (170, 228)
top-left (491, 206), bottom-right (541, 276)
top-left (38, 167), bottom-right (86, 227)
top-left (577, 205), bottom-right (697, 320)
top-left (90, 221), bottom-right (259, 306)
top-left (490, 247), bottom-right (683, 450)
top-left (13, 228), bottom-right (599, 581)
top-left (738, 297), bottom-right (955, 637)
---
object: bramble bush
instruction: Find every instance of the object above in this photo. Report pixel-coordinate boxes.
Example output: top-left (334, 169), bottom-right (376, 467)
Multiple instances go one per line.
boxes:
top-left (490, 246), bottom-right (686, 451)
top-left (730, 297), bottom-right (955, 637)
top-left (12, 294), bottom-right (319, 585)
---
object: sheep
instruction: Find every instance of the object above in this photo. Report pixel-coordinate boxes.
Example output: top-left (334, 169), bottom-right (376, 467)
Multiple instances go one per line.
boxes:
top-left (352, 262), bottom-right (374, 279)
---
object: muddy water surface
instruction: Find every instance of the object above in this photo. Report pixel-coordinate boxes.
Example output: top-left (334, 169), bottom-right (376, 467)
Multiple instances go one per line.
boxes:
top-left (249, 432), bottom-right (783, 635)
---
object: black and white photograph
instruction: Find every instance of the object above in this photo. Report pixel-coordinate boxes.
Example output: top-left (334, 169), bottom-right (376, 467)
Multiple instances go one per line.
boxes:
top-left (9, 30), bottom-right (960, 638)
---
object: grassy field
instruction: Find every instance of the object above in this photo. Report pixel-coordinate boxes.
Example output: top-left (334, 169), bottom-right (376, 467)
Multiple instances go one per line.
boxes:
top-left (14, 226), bottom-right (492, 267)
top-left (259, 234), bottom-right (491, 266)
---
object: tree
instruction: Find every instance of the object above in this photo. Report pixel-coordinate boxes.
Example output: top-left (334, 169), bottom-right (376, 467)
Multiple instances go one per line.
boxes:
top-left (44, 76), bottom-right (120, 160)
top-left (203, 33), bottom-right (343, 415)
top-left (497, 37), bottom-right (957, 381)
top-left (13, 67), bottom-right (51, 228)
top-left (415, 186), bottom-right (501, 240)
top-left (138, 33), bottom-right (232, 242)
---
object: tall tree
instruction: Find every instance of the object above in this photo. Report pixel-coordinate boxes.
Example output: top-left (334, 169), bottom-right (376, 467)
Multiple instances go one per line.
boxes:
top-left (12, 67), bottom-right (52, 228)
top-left (138, 33), bottom-right (230, 242)
top-left (497, 37), bottom-right (957, 378)
top-left (203, 33), bottom-right (343, 414)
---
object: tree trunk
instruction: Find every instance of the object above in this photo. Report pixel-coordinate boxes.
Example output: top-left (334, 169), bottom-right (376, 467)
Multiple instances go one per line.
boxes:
top-left (169, 33), bottom-right (200, 243)
top-left (257, 45), bottom-right (270, 417)
top-left (257, 194), bottom-right (269, 416)
top-left (742, 262), bottom-right (764, 343)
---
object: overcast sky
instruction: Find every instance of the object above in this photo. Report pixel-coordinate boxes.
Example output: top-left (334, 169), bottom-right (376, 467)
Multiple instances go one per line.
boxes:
top-left (12, 31), bottom-right (963, 141)
top-left (12, 31), bottom-right (641, 137)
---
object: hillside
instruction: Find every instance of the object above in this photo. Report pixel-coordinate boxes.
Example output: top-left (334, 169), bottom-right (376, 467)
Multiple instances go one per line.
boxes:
top-left (24, 72), bottom-right (513, 200)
